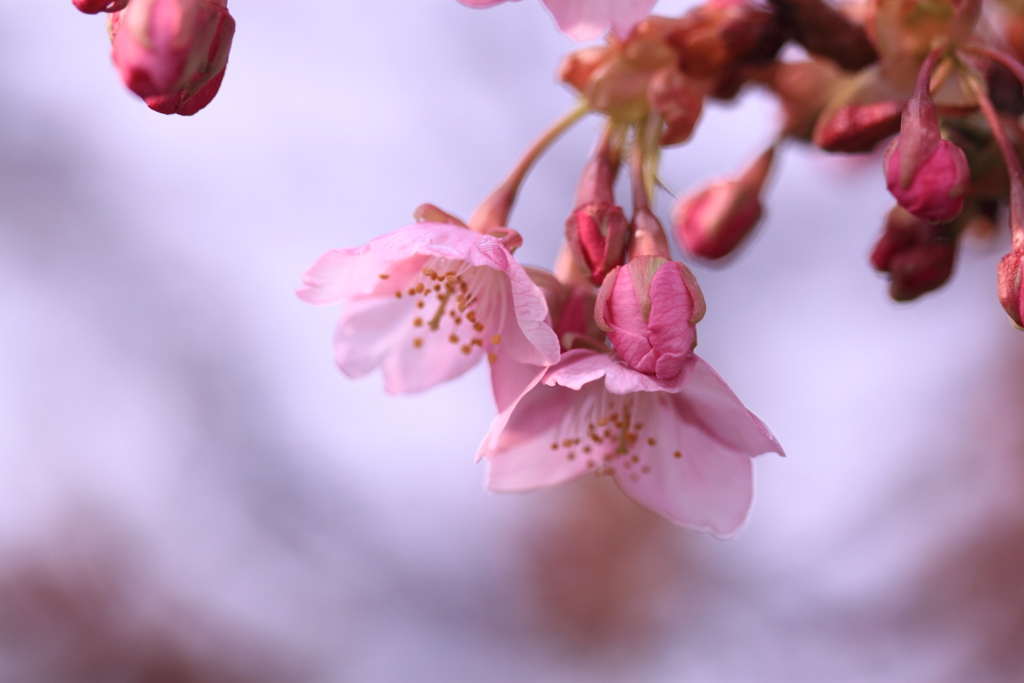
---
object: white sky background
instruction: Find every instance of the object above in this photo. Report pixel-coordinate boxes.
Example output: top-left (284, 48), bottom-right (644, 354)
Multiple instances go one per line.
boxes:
top-left (0, 1), bottom-right (1023, 681)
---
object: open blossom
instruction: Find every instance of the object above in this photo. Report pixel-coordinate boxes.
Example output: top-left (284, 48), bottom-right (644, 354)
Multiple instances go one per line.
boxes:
top-left (479, 349), bottom-right (783, 536)
top-left (296, 222), bottom-right (560, 395)
top-left (457, 0), bottom-right (656, 41)
top-left (109, 0), bottom-right (235, 116)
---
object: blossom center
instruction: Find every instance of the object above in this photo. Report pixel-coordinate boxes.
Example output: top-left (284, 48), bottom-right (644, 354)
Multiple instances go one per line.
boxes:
top-left (548, 389), bottom-right (677, 482)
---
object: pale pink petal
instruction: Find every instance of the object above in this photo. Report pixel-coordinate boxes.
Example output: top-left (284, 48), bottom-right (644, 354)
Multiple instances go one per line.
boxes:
top-left (546, 349), bottom-right (694, 394)
top-left (482, 382), bottom-right (595, 491)
top-left (333, 297), bottom-right (416, 380)
top-left (457, 0), bottom-right (514, 6)
top-left (611, 391), bottom-right (755, 537)
top-left (540, 0), bottom-right (657, 40)
top-left (489, 352), bottom-right (546, 413)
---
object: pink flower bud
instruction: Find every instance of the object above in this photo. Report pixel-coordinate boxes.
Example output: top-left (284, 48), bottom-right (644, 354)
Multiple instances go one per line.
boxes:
top-left (883, 58), bottom-right (970, 223)
top-left (813, 100), bottom-right (904, 153)
top-left (671, 146), bottom-right (773, 260)
top-left (997, 251), bottom-right (1024, 329)
top-left (871, 206), bottom-right (957, 301)
top-left (647, 66), bottom-right (703, 146)
top-left (109, 0), bottom-right (235, 116)
top-left (595, 256), bottom-right (706, 381)
top-left (884, 136), bottom-right (969, 224)
top-left (565, 203), bottom-right (629, 286)
top-left (73, 0), bottom-right (128, 14)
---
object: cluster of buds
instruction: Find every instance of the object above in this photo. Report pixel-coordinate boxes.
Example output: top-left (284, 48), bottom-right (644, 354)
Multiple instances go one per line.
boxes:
top-left (73, 0), bottom-right (235, 115)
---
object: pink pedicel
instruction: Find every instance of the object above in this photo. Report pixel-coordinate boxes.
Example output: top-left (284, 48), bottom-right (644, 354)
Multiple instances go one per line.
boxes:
top-left (109, 0), bottom-right (235, 116)
top-left (457, 0), bottom-right (657, 40)
top-left (883, 52), bottom-right (969, 223)
top-left (296, 222), bottom-right (559, 395)
top-left (73, 0), bottom-right (128, 13)
top-left (595, 257), bottom-right (705, 382)
top-left (671, 147), bottom-right (773, 260)
top-left (998, 251), bottom-right (1024, 329)
top-left (478, 349), bottom-right (783, 536)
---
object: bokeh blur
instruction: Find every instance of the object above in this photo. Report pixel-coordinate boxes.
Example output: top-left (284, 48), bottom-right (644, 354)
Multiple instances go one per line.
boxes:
top-left (0, 1), bottom-right (1023, 681)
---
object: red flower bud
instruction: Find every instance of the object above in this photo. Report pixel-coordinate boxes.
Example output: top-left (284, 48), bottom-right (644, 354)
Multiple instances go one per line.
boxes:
top-left (109, 0), bottom-right (235, 116)
top-left (671, 146), bottom-right (773, 259)
top-left (813, 100), bottom-right (904, 153)
top-left (883, 58), bottom-right (969, 223)
top-left (647, 67), bottom-right (704, 146)
top-left (997, 251), bottom-right (1024, 329)
top-left (565, 203), bottom-right (629, 286)
top-left (871, 206), bottom-right (956, 301)
top-left (73, 0), bottom-right (128, 13)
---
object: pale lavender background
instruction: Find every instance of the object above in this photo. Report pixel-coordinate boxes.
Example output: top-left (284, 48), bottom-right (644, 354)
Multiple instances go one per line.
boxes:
top-left (0, 1), bottom-right (1022, 681)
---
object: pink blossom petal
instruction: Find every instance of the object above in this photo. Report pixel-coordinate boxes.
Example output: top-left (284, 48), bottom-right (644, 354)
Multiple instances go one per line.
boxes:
top-left (612, 357), bottom-right (782, 536)
top-left (482, 381), bottom-right (595, 490)
top-left (457, 0), bottom-right (655, 40)
top-left (541, 0), bottom-right (657, 40)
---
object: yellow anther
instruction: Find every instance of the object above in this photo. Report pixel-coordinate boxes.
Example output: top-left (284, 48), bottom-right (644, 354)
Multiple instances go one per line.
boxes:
top-left (413, 318), bottom-right (424, 327)
top-left (491, 334), bottom-right (502, 345)
top-left (412, 338), bottom-right (423, 348)
top-left (449, 334), bottom-right (459, 344)
top-left (378, 273), bottom-right (390, 280)
top-left (673, 451), bottom-right (682, 459)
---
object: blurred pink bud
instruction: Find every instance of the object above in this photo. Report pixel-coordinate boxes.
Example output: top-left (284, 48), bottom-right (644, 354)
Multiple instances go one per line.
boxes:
top-left (871, 206), bottom-right (956, 301)
top-left (671, 146), bottom-right (773, 260)
top-left (647, 67), bottom-right (703, 146)
top-left (595, 257), bottom-right (705, 381)
top-left (458, 0), bottom-right (657, 41)
top-left (813, 101), bottom-right (904, 153)
top-left (73, 0), bottom-right (128, 14)
top-left (883, 59), bottom-right (969, 223)
top-left (997, 251), bottom-right (1024, 328)
top-left (884, 137), bottom-right (969, 223)
top-left (109, 0), bottom-right (235, 116)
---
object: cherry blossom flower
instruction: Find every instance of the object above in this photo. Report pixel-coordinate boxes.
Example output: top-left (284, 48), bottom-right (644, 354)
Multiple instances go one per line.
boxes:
top-left (457, 0), bottom-right (657, 41)
top-left (297, 222), bottom-right (560, 395)
top-left (479, 349), bottom-right (783, 536)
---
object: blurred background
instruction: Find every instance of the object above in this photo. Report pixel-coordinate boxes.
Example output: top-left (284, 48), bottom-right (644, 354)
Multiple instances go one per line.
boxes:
top-left (0, 1), bottom-right (1022, 680)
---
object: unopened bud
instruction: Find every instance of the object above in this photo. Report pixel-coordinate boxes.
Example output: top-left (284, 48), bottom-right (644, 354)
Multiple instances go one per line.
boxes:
top-left (884, 136), bottom-right (969, 223)
top-left (813, 100), bottom-right (904, 153)
top-left (595, 256), bottom-right (706, 381)
top-left (871, 206), bottom-right (957, 301)
top-left (110, 0), bottom-right (235, 116)
top-left (883, 62), bottom-right (969, 223)
top-left (566, 204), bottom-right (629, 285)
top-left (997, 251), bottom-right (1024, 328)
top-left (73, 0), bottom-right (128, 13)
top-left (647, 67), bottom-right (704, 146)
top-left (671, 146), bottom-right (773, 259)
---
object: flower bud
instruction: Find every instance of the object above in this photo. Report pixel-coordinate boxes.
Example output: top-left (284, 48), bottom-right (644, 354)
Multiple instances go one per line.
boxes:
top-left (884, 136), bottom-right (969, 223)
top-left (109, 0), bottom-right (235, 116)
top-left (647, 67), bottom-right (704, 146)
top-left (566, 204), bottom-right (629, 286)
top-left (871, 206), bottom-right (956, 301)
top-left (997, 251), bottom-right (1024, 329)
top-left (565, 140), bottom-right (628, 285)
top-left (813, 100), bottom-right (904, 153)
top-left (883, 64), bottom-right (969, 223)
top-left (595, 256), bottom-right (706, 381)
top-left (73, 0), bottom-right (128, 13)
top-left (671, 146), bottom-right (773, 259)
